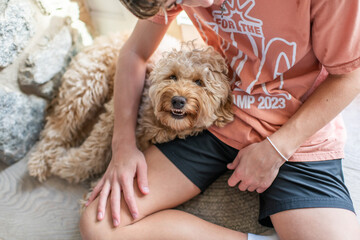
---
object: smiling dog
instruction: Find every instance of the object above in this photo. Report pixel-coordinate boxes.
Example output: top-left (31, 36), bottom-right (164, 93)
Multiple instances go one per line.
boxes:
top-left (27, 35), bottom-right (233, 183)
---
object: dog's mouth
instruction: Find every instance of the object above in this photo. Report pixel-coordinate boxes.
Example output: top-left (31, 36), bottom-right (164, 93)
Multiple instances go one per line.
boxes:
top-left (170, 109), bottom-right (186, 119)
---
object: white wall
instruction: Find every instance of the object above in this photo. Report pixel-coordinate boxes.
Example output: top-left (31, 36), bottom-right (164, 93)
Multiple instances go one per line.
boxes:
top-left (84, 0), bottom-right (203, 43)
top-left (86, 0), bottom-right (137, 35)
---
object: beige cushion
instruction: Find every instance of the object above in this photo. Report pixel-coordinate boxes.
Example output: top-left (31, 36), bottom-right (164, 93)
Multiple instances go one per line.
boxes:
top-left (176, 171), bottom-right (271, 234)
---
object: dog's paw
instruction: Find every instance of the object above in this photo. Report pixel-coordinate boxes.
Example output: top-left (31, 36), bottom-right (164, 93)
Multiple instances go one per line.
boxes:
top-left (50, 154), bottom-right (91, 183)
top-left (50, 161), bottom-right (83, 183)
top-left (27, 154), bottom-right (50, 182)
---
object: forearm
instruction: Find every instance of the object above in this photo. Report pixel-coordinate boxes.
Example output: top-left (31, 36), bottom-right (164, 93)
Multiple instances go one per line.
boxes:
top-left (271, 68), bottom-right (360, 158)
top-left (112, 50), bottom-right (147, 148)
top-left (110, 20), bottom-right (170, 150)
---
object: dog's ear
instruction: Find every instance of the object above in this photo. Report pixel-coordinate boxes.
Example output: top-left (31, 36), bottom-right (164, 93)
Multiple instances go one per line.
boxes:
top-left (200, 47), bottom-right (234, 127)
top-left (213, 93), bottom-right (234, 127)
top-left (204, 47), bottom-right (229, 76)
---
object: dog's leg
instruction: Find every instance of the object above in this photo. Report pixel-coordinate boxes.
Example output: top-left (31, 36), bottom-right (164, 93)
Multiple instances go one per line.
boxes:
top-left (50, 99), bottom-right (114, 183)
top-left (27, 136), bottom-right (67, 182)
top-left (43, 41), bottom-right (118, 148)
top-left (27, 110), bottom-right (71, 181)
top-left (51, 67), bottom-right (113, 144)
top-left (28, 56), bottom-right (115, 182)
top-left (27, 81), bottom-right (110, 182)
top-left (27, 88), bottom-right (102, 182)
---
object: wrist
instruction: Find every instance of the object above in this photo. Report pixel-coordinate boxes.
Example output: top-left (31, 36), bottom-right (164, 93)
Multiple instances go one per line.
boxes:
top-left (267, 132), bottom-right (299, 160)
top-left (112, 134), bottom-right (137, 151)
top-left (266, 137), bottom-right (288, 162)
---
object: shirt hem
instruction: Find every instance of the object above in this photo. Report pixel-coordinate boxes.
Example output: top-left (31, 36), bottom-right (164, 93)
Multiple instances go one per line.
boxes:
top-left (208, 129), bottom-right (345, 162)
top-left (324, 57), bottom-right (360, 75)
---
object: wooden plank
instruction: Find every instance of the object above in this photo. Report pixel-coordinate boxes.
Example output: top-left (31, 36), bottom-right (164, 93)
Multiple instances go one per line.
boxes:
top-left (343, 95), bottom-right (360, 171)
top-left (342, 95), bottom-right (360, 222)
top-left (0, 153), bottom-right (88, 240)
top-left (344, 166), bottom-right (360, 220)
top-left (0, 161), bottom-right (8, 172)
top-left (0, 96), bottom-right (358, 239)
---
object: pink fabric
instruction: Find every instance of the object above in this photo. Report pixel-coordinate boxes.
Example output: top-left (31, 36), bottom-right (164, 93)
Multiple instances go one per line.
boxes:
top-left (149, 0), bottom-right (360, 161)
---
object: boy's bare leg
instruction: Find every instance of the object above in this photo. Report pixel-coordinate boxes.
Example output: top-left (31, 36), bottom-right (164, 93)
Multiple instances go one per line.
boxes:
top-left (124, 209), bottom-right (246, 240)
top-left (89, 209), bottom-right (246, 240)
top-left (80, 145), bottom-right (246, 240)
top-left (272, 208), bottom-right (360, 240)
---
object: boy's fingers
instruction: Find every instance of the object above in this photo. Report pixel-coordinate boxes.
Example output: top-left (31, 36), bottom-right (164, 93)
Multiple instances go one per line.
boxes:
top-left (227, 156), bottom-right (240, 170)
top-left (238, 180), bottom-right (251, 192)
top-left (110, 181), bottom-right (121, 227)
top-left (247, 184), bottom-right (257, 192)
top-left (86, 179), bottom-right (104, 206)
top-left (97, 181), bottom-right (111, 221)
top-left (228, 169), bottom-right (242, 187)
top-left (121, 178), bottom-right (139, 220)
top-left (137, 162), bottom-right (149, 195)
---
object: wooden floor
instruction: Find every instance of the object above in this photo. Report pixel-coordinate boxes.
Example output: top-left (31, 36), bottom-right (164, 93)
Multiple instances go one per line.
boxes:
top-left (0, 96), bottom-right (359, 240)
top-left (342, 95), bottom-right (360, 220)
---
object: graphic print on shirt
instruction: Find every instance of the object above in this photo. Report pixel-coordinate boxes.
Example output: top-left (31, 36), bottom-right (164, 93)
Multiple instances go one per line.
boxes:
top-left (192, 0), bottom-right (297, 110)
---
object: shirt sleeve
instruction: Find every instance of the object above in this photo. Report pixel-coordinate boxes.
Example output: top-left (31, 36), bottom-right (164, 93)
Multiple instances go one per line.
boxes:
top-left (311, 0), bottom-right (360, 75)
top-left (148, 5), bottom-right (183, 25)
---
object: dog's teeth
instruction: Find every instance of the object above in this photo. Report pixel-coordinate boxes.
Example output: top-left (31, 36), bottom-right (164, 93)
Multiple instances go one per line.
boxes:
top-left (171, 109), bottom-right (185, 115)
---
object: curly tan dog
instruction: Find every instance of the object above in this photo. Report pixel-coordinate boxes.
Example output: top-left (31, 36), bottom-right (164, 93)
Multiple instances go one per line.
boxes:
top-left (27, 34), bottom-right (233, 183)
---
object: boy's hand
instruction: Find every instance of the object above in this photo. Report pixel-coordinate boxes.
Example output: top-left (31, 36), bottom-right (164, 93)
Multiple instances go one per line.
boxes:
top-left (85, 145), bottom-right (149, 227)
top-left (227, 139), bottom-right (287, 193)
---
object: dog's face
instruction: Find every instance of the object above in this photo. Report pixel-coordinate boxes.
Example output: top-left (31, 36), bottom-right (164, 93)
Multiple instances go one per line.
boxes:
top-left (148, 46), bottom-right (234, 132)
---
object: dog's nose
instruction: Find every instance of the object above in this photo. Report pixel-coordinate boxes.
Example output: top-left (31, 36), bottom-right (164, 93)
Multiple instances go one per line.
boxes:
top-left (171, 96), bottom-right (186, 109)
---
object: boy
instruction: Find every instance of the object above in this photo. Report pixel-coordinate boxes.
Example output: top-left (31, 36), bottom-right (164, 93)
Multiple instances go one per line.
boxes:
top-left (81, 1), bottom-right (360, 239)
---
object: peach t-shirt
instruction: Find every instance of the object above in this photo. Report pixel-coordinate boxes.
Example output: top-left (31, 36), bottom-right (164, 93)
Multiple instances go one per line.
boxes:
top-left (150, 0), bottom-right (360, 161)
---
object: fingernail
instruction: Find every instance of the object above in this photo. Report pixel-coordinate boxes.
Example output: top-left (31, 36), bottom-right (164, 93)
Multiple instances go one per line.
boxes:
top-left (98, 211), bottom-right (103, 220)
top-left (85, 201), bottom-right (89, 206)
top-left (113, 219), bottom-right (119, 227)
top-left (132, 212), bottom-right (138, 219)
top-left (142, 186), bottom-right (149, 193)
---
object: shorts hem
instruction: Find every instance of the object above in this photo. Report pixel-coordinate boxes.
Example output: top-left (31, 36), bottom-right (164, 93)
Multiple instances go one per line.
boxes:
top-left (155, 145), bottom-right (206, 192)
top-left (259, 197), bottom-right (355, 227)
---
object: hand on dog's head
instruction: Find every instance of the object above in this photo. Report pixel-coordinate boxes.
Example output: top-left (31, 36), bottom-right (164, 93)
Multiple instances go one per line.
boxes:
top-left (148, 44), bottom-right (234, 132)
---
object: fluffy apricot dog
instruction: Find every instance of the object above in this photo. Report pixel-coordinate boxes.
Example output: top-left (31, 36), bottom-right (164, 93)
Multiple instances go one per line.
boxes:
top-left (27, 34), bottom-right (234, 183)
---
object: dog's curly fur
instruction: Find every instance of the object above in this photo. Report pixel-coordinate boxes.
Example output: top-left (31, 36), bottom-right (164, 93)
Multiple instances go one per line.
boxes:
top-left (27, 34), bottom-right (234, 183)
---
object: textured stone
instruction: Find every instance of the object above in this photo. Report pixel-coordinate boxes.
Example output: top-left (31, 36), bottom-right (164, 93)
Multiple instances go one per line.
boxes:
top-left (0, 88), bottom-right (46, 165)
top-left (0, 0), bottom-right (10, 14)
top-left (0, 0), bottom-right (88, 166)
top-left (23, 27), bottom-right (72, 84)
top-left (0, 0), bottom-right (35, 68)
top-left (18, 17), bottom-right (77, 99)
top-left (34, 0), bottom-right (70, 15)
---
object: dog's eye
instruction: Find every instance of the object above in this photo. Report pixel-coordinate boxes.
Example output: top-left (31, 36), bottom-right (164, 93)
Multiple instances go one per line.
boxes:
top-left (194, 79), bottom-right (203, 86)
top-left (169, 75), bottom-right (177, 81)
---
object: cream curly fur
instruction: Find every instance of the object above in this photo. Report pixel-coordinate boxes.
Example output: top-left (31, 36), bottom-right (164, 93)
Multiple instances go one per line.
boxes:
top-left (27, 34), bottom-right (234, 183)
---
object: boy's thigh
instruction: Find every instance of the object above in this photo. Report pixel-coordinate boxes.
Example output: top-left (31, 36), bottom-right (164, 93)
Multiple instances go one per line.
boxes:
top-left (271, 208), bottom-right (360, 240)
top-left (81, 145), bottom-right (201, 230)
top-left (263, 159), bottom-right (359, 239)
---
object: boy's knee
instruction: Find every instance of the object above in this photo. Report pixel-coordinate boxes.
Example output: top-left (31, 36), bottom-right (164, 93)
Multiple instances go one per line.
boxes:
top-left (79, 207), bottom-right (137, 240)
top-left (79, 208), bottom-right (109, 240)
top-left (79, 209), bottom-right (94, 240)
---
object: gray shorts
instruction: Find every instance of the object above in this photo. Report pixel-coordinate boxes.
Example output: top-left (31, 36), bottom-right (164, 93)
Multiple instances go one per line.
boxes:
top-left (155, 130), bottom-right (355, 227)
